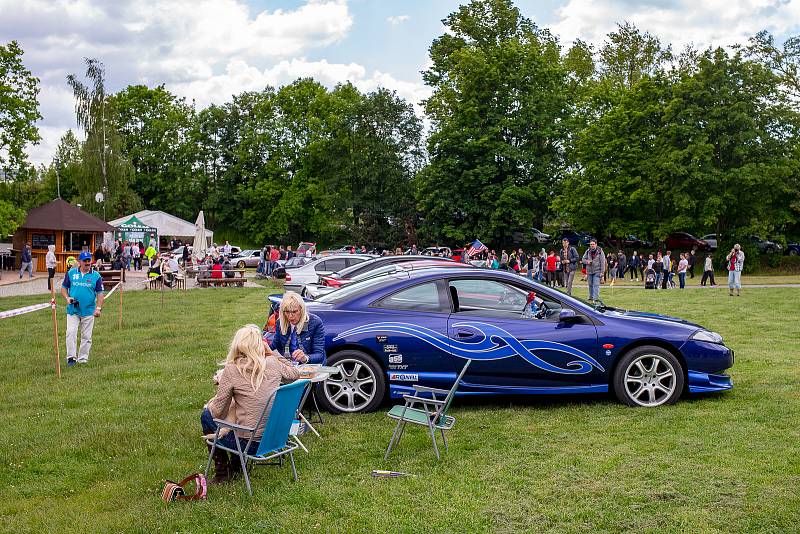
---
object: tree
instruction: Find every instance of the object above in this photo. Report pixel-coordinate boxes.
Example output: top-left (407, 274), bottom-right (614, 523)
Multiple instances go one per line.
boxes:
top-left (110, 84), bottom-right (196, 218)
top-left (418, 0), bottom-right (570, 244)
top-left (553, 74), bottom-right (672, 239)
top-left (0, 41), bottom-right (41, 178)
top-left (37, 130), bottom-right (82, 204)
top-left (0, 198), bottom-right (25, 237)
top-left (598, 22), bottom-right (672, 90)
top-left (67, 59), bottom-right (140, 219)
top-left (660, 48), bottom-right (798, 239)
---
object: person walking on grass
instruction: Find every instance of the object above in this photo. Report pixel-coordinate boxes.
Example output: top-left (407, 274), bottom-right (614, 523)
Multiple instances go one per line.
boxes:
top-left (61, 251), bottom-right (104, 366)
top-left (582, 239), bottom-right (606, 302)
top-left (617, 250), bottom-right (626, 285)
top-left (662, 250), bottom-right (672, 289)
top-left (46, 244), bottom-right (57, 290)
top-left (560, 238), bottom-right (579, 296)
top-left (726, 244), bottom-right (745, 296)
top-left (629, 250), bottom-right (640, 281)
top-left (678, 253), bottom-right (688, 289)
top-left (701, 253), bottom-right (716, 286)
top-left (688, 249), bottom-right (696, 279)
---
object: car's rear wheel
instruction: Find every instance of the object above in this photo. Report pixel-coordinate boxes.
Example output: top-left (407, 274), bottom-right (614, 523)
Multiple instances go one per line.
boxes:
top-left (318, 351), bottom-right (385, 414)
top-left (237, 260), bottom-right (245, 268)
top-left (613, 346), bottom-right (684, 407)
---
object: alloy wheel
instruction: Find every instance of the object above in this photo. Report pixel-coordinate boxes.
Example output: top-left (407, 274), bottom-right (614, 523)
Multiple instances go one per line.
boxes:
top-left (623, 354), bottom-right (677, 407)
top-left (324, 358), bottom-right (377, 412)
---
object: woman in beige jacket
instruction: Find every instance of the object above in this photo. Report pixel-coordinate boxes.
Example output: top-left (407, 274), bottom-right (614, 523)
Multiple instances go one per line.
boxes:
top-left (201, 324), bottom-right (300, 484)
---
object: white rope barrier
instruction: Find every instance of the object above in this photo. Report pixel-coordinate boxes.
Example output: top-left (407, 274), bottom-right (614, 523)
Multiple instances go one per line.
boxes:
top-left (0, 299), bottom-right (55, 320)
top-left (105, 282), bottom-right (121, 299)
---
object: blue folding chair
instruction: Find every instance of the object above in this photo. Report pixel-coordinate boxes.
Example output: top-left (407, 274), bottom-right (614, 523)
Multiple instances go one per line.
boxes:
top-left (205, 379), bottom-right (309, 495)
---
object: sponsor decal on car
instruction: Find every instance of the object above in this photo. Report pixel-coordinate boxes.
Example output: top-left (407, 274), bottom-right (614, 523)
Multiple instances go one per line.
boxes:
top-left (388, 354), bottom-right (403, 364)
top-left (389, 372), bottom-right (418, 381)
top-left (383, 344), bottom-right (399, 353)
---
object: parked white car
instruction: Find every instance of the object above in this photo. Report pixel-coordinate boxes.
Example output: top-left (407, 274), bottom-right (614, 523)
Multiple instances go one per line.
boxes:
top-left (283, 254), bottom-right (375, 293)
top-left (701, 234), bottom-right (718, 251)
top-left (531, 228), bottom-right (551, 243)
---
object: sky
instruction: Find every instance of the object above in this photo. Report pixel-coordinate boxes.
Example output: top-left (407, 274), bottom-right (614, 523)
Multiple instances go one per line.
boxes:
top-left (3, 0), bottom-right (800, 167)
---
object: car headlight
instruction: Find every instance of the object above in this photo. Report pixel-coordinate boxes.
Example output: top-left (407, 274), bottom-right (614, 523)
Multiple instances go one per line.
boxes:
top-left (691, 330), bottom-right (723, 344)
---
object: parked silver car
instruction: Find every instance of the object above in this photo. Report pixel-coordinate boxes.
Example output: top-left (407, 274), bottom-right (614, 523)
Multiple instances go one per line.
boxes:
top-left (283, 254), bottom-right (375, 293)
top-left (229, 249), bottom-right (261, 268)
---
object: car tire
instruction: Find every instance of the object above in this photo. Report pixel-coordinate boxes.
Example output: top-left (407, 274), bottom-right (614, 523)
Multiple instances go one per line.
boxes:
top-left (237, 260), bottom-right (245, 268)
top-left (613, 346), bottom-right (684, 407)
top-left (790, 249), bottom-right (798, 256)
top-left (317, 350), bottom-right (385, 414)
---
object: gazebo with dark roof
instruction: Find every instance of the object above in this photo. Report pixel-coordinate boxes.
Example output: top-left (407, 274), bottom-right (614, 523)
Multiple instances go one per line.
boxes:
top-left (12, 199), bottom-right (114, 272)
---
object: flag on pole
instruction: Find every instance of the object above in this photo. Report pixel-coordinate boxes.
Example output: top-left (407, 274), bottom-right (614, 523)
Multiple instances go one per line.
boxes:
top-left (467, 239), bottom-right (487, 257)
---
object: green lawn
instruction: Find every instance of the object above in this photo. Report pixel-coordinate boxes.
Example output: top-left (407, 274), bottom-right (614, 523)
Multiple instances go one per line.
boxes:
top-left (1, 286), bottom-right (798, 533)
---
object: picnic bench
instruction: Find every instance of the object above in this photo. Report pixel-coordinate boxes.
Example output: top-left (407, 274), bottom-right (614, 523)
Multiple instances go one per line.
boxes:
top-left (197, 269), bottom-right (247, 288)
top-left (98, 269), bottom-right (124, 287)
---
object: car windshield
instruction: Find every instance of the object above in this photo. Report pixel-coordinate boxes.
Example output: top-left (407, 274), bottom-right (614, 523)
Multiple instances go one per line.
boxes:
top-left (316, 272), bottom-right (409, 304)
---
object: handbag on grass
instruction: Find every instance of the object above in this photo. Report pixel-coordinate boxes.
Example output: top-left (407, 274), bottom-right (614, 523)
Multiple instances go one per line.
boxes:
top-left (161, 473), bottom-right (207, 502)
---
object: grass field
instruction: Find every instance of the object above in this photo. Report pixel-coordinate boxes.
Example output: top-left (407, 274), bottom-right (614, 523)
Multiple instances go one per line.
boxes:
top-left (1, 285), bottom-right (798, 533)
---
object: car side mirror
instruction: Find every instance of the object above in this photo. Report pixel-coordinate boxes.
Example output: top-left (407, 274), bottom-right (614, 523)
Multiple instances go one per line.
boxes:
top-left (559, 309), bottom-right (578, 322)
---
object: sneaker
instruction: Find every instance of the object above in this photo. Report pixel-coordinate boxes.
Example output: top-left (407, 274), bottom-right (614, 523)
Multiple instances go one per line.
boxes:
top-left (67, 357), bottom-right (76, 367)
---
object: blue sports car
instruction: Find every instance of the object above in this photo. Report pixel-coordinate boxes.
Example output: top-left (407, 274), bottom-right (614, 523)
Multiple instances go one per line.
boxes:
top-left (285, 267), bottom-right (733, 413)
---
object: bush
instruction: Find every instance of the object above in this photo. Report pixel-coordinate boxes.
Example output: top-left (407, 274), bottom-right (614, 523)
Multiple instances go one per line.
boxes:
top-left (714, 238), bottom-right (759, 274)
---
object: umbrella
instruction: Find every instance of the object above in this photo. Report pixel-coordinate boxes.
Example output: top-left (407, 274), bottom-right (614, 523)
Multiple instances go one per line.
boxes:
top-left (193, 211), bottom-right (208, 262)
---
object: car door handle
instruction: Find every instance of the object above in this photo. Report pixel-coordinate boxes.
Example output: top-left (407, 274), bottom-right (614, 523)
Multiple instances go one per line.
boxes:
top-left (456, 331), bottom-right (475, 339)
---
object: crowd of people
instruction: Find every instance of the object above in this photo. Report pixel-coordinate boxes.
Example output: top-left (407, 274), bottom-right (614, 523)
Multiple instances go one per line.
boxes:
top-left (457, 239), bottom-right (747, 301)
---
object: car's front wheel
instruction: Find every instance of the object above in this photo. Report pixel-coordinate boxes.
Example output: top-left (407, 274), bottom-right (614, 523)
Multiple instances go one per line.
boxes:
top-left (613, 346), bottom-right (684, 407)
top-left (237, 260), bottom-right (245, 268)
top-left (317, 350), bottom-right (386, 414)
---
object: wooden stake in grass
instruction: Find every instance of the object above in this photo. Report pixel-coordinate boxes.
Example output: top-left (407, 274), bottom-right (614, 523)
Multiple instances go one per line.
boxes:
top-left (118, 282), bottom-right (123, 330)
top-left (49, 285), bottom-right (60, 379)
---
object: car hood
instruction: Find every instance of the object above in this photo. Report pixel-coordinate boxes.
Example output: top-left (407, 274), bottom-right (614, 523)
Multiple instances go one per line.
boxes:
top-left (604, 308), bottom-right (702, 329)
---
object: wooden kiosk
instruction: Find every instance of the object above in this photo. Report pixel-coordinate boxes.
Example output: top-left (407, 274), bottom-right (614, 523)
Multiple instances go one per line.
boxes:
top-left (12, 199), bottom-right (115, 273)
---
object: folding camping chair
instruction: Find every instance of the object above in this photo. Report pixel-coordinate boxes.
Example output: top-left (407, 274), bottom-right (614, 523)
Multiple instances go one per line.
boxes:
top-left (384, 360), bottom-right (471, 460)
top-left (204, 379), bottom-right (309, 495)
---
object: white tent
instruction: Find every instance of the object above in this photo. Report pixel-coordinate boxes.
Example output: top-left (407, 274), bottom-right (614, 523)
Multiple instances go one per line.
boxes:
top-left (108, 210), bottom-right (213, 246)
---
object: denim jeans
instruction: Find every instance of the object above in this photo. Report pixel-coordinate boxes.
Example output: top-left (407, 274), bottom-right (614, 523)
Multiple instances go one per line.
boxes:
top-left (587, 273), bottom-right (601, 300)
top-left (678, 272), bottom-right (686, 288)
top-left (728, 270), bottom-right (741, 289)
top-left (201, 408), bottom-right (260, 454)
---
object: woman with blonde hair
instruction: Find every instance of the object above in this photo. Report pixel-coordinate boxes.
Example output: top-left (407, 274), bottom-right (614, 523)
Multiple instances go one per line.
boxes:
top-left (271, 291), bottom-right (326, 365)
top-left (200, 324), bottom-right (300, 484)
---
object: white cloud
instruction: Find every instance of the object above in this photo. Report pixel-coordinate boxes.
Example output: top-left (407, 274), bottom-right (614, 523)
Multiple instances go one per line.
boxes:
top-left (2, 0), bottom-right (358, 164)
top-left (387, 15), bottom-right (410, 26)
top-left (551, 0), bottom-right (800, 50)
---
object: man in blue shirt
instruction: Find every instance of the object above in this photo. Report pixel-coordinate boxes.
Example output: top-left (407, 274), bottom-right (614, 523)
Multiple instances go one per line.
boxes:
top-left (61, 251), bottom-right (105, 366)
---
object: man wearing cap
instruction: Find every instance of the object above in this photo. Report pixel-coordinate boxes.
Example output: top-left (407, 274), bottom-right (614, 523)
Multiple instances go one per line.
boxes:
top-left (61, 251), bottom-right (105, 366)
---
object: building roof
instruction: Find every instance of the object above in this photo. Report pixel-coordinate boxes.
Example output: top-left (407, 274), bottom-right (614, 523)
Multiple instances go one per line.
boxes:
top-left (21, 198), bottom-right (115, 232)
top-left (107, 210), bottom-right (213, 240)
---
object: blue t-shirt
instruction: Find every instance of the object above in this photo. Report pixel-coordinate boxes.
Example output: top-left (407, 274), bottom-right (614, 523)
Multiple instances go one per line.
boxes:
top-left (62, 268), bottom-right (104, 317)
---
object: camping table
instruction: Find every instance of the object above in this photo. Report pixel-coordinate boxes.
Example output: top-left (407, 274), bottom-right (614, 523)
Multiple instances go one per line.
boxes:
top-left (293, 365), bottom-right (340, 448)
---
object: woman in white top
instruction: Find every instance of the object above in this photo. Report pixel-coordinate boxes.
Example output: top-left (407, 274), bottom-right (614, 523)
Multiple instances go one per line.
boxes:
top-left (677, 253), bottom-right (689, 289)
top-left (45, 244), bottom-right (58, 290)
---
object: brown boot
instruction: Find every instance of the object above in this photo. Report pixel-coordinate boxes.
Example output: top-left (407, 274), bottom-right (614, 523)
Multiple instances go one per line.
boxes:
top-left (207, 445), bottom-right (232, 485)
top-left (228, 452), bottom-right (244, 478)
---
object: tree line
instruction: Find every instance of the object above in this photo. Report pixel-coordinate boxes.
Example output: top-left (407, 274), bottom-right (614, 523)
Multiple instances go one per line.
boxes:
top-left (2, 0), bottom-right (799, 248)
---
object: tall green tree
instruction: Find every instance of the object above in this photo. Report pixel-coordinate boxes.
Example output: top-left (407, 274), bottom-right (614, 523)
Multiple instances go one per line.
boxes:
top-left (660, 48), bottom-right (798, 239)
top-left (418, 0), bottom-right (570, 244)
top-left (37, 130), bottom-right (82, 204)
top-left (598, 22), bottom-right (672, 90)
top-left (110, 85), bottom-right (196, 218)
top-left (0, 41), bottom-right (41, 179)
top-left (67, 59), bottom-right (140, 219)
